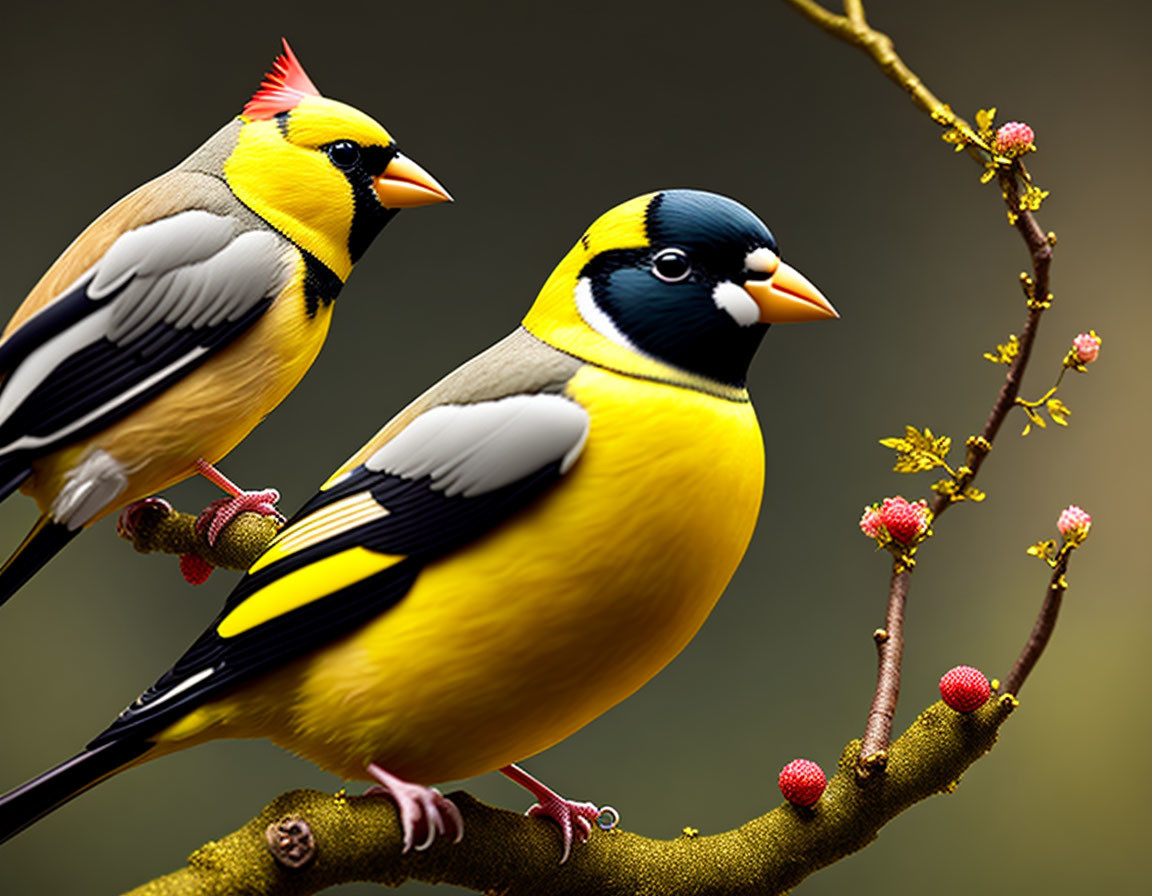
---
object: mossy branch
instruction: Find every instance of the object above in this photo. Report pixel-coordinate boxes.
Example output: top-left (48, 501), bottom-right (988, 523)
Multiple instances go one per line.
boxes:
top-left (122, 698), bottom-right (1015, 896)
top-left (118, 503), bottom-right (281, 571)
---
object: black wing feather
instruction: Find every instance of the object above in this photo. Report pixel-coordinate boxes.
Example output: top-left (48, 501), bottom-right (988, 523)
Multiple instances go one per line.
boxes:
top-left (0, 278), bottom-right (97, 375)
top-left (0, 286), bottom-right (272, 455)
top-left (89, 458), bottom-right (565, 748)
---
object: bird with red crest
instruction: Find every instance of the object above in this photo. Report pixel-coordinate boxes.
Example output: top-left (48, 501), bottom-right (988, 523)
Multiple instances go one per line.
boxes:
top-left (0, 39), bottom-right (451, 607)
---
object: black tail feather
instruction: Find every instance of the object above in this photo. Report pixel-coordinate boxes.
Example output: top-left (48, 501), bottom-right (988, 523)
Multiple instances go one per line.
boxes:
top-left (0, 515), bottom-right (77, 609)
top-left (0, 739), bottom-right (151, 845)
top-left (0, 464), bottom-right (30, 504)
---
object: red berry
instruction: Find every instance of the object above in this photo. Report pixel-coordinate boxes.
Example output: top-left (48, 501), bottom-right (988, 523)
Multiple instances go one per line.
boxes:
top-left (778, 758), bottom-right (826, 807)
top-left (939, 665), bottom-right (991, 713)
top-left (179, 553), bottom-right (214, 585)
top-left (879, 497), bottom-right (928, 545)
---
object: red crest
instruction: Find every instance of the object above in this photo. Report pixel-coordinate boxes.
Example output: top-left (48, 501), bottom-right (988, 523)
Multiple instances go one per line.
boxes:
top-left (243, 38), bottom-right (321, 120)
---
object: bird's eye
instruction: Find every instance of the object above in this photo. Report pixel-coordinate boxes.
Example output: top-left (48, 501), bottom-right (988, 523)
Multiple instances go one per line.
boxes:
top-left (326, 141), bottom-right (361, 169)
top-left (651, 249), bottom-right (691, 283)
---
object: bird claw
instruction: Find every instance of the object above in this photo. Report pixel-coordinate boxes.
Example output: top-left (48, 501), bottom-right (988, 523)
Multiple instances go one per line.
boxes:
top-left (366, 764), bottom-right (464, 853)
top-left (195, 489), bottom-right (284, 546)
top-left (116, 496), bottom-right (174, 541)
top-left (526, 795), bottom-right (602, 864)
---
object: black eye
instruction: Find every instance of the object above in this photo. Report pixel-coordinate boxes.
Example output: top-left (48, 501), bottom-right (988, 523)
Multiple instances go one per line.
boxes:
top-left (651, 248), bottom-right (691, 283)
top-left (326, 140), bottom-right (361, 169)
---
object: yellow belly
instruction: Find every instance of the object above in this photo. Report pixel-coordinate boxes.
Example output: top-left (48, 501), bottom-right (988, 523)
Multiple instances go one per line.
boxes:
top-left (161, 365), bottom-right (764, 783)
top-left (23, 264), bottom-right (332, 522)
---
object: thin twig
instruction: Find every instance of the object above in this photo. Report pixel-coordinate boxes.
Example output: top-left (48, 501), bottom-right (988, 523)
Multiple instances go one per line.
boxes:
top-left (781, 0), bottom-right (955, 123)
top-left (932, 170), bottom-right (1054, 520)
top-left (842, 0), bottom-right (866, 26)
top-left (1002, 550), bottom-right (1072, 696)
top-left (780, 0), bottom-right (1057, 777)
top-left (858, 565), bottom-right (909, 776)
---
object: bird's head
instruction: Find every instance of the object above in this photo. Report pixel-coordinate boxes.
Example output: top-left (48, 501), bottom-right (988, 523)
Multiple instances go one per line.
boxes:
top-left (522, 190), bottom-right (837, 394)
top-left (221, 40), bottom-right (451, 281)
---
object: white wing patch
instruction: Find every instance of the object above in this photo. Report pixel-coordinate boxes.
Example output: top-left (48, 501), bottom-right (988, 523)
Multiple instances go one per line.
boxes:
top-left (50, 447), bottom-right (128, 529)
top-left (366, 394), bottom-right (590, 498)
top-left (90, 210), bottom-right (238, 301)
top-left (106, 227), bottom-right (291, 344)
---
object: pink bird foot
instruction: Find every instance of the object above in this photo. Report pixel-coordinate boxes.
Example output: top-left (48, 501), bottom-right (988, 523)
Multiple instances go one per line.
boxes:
top-left (501, 764), bottom-right (616, 864)
top-left (116, 496), bottom-right (174, 540)
top-left (194, 458), bottom-right (285, 546)
top-left (366, 763), bottom-right (464, 853)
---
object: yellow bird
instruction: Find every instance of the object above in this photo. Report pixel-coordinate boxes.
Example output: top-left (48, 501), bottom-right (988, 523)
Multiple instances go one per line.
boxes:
top-left (0, 190), bottom-right (836, 861)
top-left (0, 40), bottom-right (450, 606)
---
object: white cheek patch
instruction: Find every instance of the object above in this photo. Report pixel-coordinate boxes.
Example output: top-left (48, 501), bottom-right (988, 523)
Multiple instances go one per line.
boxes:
top-left (745, 247), bottom-right (780, 275)
top-left (713, 281), bottom-right (761, 327)
top-left (573, 277), bottom-right (637, 352)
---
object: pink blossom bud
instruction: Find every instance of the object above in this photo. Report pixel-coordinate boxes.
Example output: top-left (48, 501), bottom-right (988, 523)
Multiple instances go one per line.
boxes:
top-left (859, 506), bottom-right (883, 539)
top-left (995, 121), bottom-right (1035, 155)
top-left (1057, 505), bottom-right (1091, 541)
top-left (878, 496), bottom-right (931, 545)
top-left (1072, 331), bottom-right (1101, 364)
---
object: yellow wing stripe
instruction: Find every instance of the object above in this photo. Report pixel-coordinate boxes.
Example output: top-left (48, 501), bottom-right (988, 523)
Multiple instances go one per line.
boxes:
top-left (218, 546), bottom-right (404, 638)
top-left (249, 491), bottom-right (390, 574)
top-left (319, 469), bottom-right (353, 491)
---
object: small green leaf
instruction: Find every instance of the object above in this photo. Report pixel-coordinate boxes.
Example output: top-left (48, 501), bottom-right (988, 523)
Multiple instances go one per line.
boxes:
top-left (880, 425), bottom-right (953, 474)
top-left (984, 334), bottom-right (1020, 365)
top-left (1026, 539), bottom-right (1056, 561)
top-left (879, 436), bottom-right (913, 451)
top-left (1047, 398), bottom-right (1071, 426)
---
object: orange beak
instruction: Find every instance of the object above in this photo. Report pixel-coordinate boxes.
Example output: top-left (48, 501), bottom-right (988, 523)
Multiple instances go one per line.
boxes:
top-left (374, 153), bottom-right (453, 209)
top-left (742, 251), bottom-right (838, 323)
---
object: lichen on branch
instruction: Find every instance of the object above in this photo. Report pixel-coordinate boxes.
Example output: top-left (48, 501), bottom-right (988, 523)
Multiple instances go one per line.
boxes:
top-left (119, 503), bottom-right (280, 572)
top-left (122, 698), bottom-right (1016, 896)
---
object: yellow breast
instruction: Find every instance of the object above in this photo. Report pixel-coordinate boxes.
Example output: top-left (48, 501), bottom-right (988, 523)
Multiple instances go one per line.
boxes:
top-left (165, 365), bottom-right (764, 783)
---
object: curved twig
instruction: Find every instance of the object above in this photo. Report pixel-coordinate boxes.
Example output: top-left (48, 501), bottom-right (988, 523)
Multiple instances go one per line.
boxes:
top-left (781, 0), bottom-right (1057, 775)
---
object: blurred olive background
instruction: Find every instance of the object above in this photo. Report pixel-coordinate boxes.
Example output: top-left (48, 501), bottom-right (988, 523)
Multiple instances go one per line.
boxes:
top-left (1, 1), bottom-right (1147, 893)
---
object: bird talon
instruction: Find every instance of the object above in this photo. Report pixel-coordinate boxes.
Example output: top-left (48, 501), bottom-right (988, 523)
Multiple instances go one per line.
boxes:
top-left (525, 796), bottom-right (601, 862)
top-left (196, 488), bottom-right (283, 546)
top-left (116, 496), bottom-right (174, 541)
top-left (366, 764), bottom-right (463, 853)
